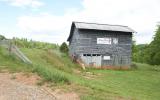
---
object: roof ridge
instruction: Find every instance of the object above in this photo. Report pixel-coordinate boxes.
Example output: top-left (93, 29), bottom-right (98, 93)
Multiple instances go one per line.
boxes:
top-left (73, 21), bottom-right (129, 27)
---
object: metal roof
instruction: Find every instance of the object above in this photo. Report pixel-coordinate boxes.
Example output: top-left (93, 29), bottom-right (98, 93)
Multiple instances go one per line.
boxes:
top-left (74, 22), bottom-right (135, 33)
top-left (67, 22), bottom-right (135, 41)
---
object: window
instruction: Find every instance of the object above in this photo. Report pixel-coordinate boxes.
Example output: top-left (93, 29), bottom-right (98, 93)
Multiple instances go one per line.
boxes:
top-left (97, 54), bottom-right (100, 56)
top-left (83, 54), bottom-right (87, 56)
top-left (112, 38), bottom-right (118, 44)
top-left (92, 54), bottom-right (101, 56)
top-left (97, 38), bottom-right (111, 44)
top-left (83, 54), bottom-right (91, 56)
top-left (83, 54), bottom-right (101, 56)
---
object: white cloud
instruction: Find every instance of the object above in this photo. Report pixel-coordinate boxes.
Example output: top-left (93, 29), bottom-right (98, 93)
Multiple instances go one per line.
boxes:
top-left (1, 0), bottom-right (44, 8)
top-left (16, 0), bottom-right (160, 44)
top-left (16, 13), bottom-right (72, 44)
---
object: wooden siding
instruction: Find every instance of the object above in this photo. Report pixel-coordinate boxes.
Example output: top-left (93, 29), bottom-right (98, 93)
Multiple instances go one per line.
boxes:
top-left (68, 28), bottom-right (132, 67)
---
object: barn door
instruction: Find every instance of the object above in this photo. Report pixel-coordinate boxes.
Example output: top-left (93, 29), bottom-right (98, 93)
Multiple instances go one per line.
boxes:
top-left (81, 54), bottom-right (101, 67)
top-left (102, 54), bottom-right (112, 66)
top-left (91, 54), bottom-right (101, 67)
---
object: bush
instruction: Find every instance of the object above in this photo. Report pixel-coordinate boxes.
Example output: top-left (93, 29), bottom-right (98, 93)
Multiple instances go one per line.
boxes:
top-left (130, 63), bottom-right (138, 69)
top-left (152, 52), bottom-right (160, 65)
top-left (60, 42), bottom-right (68, 54)
top-left (0, 35), bottom-right (6, 40)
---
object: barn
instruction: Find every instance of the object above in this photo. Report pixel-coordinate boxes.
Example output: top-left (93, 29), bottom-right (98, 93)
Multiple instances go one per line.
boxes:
top-left (67, 22), bottom-right (135, 68)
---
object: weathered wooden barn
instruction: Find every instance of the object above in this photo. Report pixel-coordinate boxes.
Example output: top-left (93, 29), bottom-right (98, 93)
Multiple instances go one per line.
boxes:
top-left (67, 22), bottom-right (135, 68)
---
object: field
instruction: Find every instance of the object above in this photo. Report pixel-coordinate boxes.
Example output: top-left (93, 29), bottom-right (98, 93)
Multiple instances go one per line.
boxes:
top-left (0, 47), bottom-right (160, 100)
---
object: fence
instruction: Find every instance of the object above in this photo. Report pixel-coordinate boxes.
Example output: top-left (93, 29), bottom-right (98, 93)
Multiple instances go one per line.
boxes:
top-left (0, 40), bottom-right (32, 64)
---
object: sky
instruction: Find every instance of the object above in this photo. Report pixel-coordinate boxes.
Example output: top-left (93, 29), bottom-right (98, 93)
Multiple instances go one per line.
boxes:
top-left (0, 0), bottom-right (160, 44)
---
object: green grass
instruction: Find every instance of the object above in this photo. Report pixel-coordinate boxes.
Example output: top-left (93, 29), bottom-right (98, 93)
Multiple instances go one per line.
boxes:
top-left (0, 46), bottom-right (30, 72)
top-left (0, 46), bottom-right (160, 100)
top-left (32, 64), bottom-right (70, 83)
top-left (81, 64), bottom-right (160, 100)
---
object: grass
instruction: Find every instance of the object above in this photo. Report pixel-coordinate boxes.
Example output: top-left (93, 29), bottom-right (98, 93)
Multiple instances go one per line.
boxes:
top-left (0, 46), bottom-right (30, 72)
top-left (0, 46), bottom-right (160, 100)
top-left (32, 64), bottom-right (70, 83)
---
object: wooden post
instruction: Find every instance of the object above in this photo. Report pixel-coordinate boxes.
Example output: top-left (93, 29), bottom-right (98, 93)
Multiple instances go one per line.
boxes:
top-left (8, 41), bottom-right (12, 54)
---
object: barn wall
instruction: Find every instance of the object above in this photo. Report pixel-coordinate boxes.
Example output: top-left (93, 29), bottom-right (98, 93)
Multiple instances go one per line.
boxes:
top-left (68, 28), bottom-right (79, 56)
top-left (69, 28), bottom-right (132, 67)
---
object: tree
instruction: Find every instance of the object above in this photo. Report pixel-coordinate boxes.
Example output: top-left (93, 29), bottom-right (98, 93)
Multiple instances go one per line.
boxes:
top-left (0, 35), bottom-right (6, 40)
top-left (131, 25), bottom-right (160, 65)
top-left (148, 25), bottom-right (160, 65)
top-left (60, 42), bottom-right (69, 54)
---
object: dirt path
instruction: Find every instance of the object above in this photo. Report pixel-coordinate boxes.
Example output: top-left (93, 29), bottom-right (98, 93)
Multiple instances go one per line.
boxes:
top-left (0, 72), bottom-right (79, 100)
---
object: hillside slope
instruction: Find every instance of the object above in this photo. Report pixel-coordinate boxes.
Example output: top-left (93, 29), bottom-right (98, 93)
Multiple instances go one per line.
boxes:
top-left (0, 46), bottom-right (160, 100)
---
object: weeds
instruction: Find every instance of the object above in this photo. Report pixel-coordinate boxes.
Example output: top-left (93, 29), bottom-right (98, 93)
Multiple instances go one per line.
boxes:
top-left (32, 64), bottom-right (70, 84)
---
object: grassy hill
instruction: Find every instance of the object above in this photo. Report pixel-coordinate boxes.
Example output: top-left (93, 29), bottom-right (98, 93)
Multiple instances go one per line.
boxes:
top-left (0, 45), bottom-right (160, 100)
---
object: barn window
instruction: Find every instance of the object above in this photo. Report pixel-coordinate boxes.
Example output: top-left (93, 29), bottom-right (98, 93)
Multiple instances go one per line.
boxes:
top-left (83, 54), bottom-right (101, 56)
top-left (112, 38), bottom-right (118, 44)
top-left (97, 38), bottom-right (111, 44)
top-left (83, 54), bottom-right (87, 56)
top-left (92, 54), bottom-right (101, 56)
top-left (87, 54), bottom-right (91, 56)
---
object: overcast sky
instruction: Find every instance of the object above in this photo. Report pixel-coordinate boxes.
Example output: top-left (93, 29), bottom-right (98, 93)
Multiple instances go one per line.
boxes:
top-left (0, 0), bottom-right (160, 44)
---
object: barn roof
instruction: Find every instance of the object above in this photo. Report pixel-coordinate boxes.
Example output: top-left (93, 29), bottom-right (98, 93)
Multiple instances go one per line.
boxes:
top-left (67, 22), bottom-right (135, 41)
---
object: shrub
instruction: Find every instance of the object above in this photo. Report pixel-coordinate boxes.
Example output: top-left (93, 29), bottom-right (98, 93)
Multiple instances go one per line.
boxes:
top-left (130, 63), bottom-right (138, 69)
top-left (152, 52), bottom-right (160, 65)
top-left (0, 35), bottom-right (6, 40)
top-left (60, 42), bottom-right (68, 54)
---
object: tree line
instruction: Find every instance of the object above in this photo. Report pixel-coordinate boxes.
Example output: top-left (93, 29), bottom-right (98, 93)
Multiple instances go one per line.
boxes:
top-left (0, 35), bottom-right (68, 54)
top-left (132, 25), bottom-right (160, 65)
top-left (12, 37), bottom-right (59, 50)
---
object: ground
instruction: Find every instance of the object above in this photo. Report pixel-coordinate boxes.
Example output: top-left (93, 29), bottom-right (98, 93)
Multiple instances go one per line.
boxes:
top-left (1, 47), bottom-right (160, 100)
top-left (0, 71), bottom-right (79, 100)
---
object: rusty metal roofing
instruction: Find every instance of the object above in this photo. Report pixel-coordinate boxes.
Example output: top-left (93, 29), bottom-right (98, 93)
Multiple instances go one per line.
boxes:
top-left (74, 22), bottom-right (135, 33)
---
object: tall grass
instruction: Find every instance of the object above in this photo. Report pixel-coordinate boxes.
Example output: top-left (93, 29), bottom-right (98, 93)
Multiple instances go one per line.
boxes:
top-left (0, 47), bottom-right (70, 84)
top-left (32, 64), bottom-right (70, 84)
top-left (0, 46), bottom-right (30, 72)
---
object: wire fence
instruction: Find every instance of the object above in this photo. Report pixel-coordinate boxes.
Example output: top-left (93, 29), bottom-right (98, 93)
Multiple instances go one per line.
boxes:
top-left (0, 40), bottom-right (32, 64)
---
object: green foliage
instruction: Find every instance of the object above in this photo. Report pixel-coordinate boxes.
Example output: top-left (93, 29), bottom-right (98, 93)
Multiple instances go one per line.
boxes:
top-left (32, 64), bottom-right (70, 83)
top-left (132, 40), bottom-right (138, 61)
top-left (132, 44), bottom-right (149, 63)
top-left (0, 47), bottom-right (72, 83)
top-left (148, 25), bottom-right (160, 65)
top-left (60, 42), bottom-right (68, 53)
top-left (0, 35), bottom-right (6, 40)
top-left (152, 52), bottom-right (160, 65)
top-left (130, 63), bottom-right (138, 69)
top-left (1, 44), bottom-right (160, 100)
top-left (133, 25), bottom-right (160, 65)
top-left (1, 34), bottom-right (160, 100)
top-left (0, 46), bottom-right (30, 72)
top-left (12, 37), bottom-right (59, 49)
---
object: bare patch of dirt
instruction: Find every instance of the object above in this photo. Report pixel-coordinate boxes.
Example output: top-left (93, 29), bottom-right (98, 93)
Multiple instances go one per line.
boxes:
top-left (0, 72), bottom-right (79, 100)
top-left (12, 72), bottom-right (41, 85)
